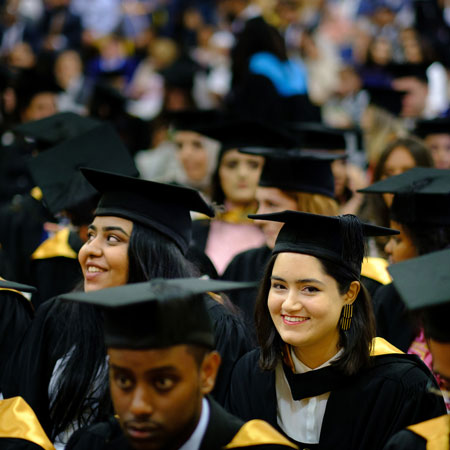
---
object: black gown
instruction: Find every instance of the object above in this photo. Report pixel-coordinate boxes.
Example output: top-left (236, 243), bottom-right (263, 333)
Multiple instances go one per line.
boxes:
top-left (0, 287), bottom-right (34, 393)
top-left (383, 414), bottom-right (449, 450)
top-left (1, 293), bottom-right (251, 438)
top-left (0, 396), bottom-right (54, 450)
top-left (373, 283), bottom-right (417, 352)
top-left (65, 396), bottom-right (298, 450)
top-left (226, 339), bottom-right (446, 450)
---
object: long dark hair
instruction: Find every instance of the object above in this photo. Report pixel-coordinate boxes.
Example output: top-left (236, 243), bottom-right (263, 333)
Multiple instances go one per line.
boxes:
top-left (49, 223), bottom-right (198, 439)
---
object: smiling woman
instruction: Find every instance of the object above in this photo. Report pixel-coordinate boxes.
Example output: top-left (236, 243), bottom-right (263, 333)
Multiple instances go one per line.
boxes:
top-left (227, 210), bottom-right (446, 450)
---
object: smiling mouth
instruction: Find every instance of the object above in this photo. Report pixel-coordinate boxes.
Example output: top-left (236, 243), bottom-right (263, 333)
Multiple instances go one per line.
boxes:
top-left (126, 424), bottom-right (163, 441)
top-left (87, 266), bottom-right (104, 273)
top-left (282, 315), bottom-right (310, 325)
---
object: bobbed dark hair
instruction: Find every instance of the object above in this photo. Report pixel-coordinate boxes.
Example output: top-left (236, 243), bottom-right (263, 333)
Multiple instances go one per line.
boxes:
top-left (49, 222), bottom-right (198, 439)
top-left (255, 253), bottom-right (376, 377)
top-left (421, 304), bottom-right (450, 343)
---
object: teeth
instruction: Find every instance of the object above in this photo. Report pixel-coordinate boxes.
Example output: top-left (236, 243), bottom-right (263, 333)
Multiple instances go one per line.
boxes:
top-left (87, 266), bottom-right (103, 273)
top-left (284, 316), bottom-right (308, 322)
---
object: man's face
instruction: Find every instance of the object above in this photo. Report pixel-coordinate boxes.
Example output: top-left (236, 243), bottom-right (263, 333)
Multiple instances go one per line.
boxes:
top-left (428, 338), bottom-right (450, 395)
top-left (393, 76), bottom-right (428, 118)
top-left (108, 345), bottom-right (219, 450)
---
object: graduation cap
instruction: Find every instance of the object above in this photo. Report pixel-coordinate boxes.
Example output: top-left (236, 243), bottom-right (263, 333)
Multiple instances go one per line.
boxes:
top-left (160, 55), bottom-right (201, 90)
top-left (364, 86), bottom-right (407, 116)
top-left (414, 118), bottom-right (450, 138)
top-left (193, 118), bottom-right (299, 158)
top-left (59, 278), bottom-right (257, 349)
top-left (248, 210), bottom-right (399, 276)
top-left (389, 62), bottom-right (429, 83)
top-left (14, 112), bottom-right (101, 150)
top-left (359, 168), bottom-right (450, 224)
top-left (239, 147), bottom-right (338, 198)
top-left (166, 109), bottom-right (225, 132)
top-left (28, 123), bottom-right (138, 216)
top-left (0, 278), bottom-right (36, 293)
top-left (284, 122), bottom-right (347, 153)
top-left (81, 168), bottom-right (215, 254)
top-left (388, 249), bottom-right (450, 310)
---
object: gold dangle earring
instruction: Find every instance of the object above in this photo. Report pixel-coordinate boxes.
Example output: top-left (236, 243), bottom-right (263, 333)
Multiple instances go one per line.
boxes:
top-left (340, 304), bottom-right (353, 331)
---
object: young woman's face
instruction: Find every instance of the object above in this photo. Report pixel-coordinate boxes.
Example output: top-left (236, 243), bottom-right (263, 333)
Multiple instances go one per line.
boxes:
top-left (218, 149), bottom-right (264, 204)
top-left (384, 220), bottom-right (417, 264)
top-left (255, 187), bottom-right (298, 249)
top-left (381, 146), bottom-right (417, 207)
top-left (175, 131), bottom-right (210, 182)
top-left (268, 253), bottom-right (354, 365)
top-left (78, 216), bottom-right (133, 292)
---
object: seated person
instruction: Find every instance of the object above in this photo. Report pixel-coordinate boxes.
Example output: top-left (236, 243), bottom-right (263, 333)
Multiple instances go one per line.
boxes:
top-left (63, 278), bottom-right (298, 450)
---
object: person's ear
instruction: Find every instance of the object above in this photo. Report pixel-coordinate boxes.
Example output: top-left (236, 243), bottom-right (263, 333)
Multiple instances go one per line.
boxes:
top-left (200, 351), bottom-right (221, 395)
top-left (343, 280), bottom-right (360, 305)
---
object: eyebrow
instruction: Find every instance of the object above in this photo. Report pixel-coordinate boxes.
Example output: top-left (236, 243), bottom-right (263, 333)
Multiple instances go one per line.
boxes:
top-left (110, 364), bottom-right (179, 375)
top-left (271, 275), bottom-right (325, 286)
top-left (88, 224), bottom-right (131, 237)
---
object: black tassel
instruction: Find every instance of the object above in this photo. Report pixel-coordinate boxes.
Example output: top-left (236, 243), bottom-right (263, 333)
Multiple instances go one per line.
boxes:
top-left (339, 214), bottom-right (365, 272)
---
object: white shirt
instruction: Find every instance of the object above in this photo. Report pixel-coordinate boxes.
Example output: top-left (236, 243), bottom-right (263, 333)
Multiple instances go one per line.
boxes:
top-left (179, 398), bottom-right (210, 450)
top-left (275, 349), bottom-right (343, 444)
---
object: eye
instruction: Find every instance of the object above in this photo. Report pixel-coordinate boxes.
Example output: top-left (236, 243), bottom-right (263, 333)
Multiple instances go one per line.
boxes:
top-left (270, 281), bottom-right (286, 290)
top-left (86, 230), bottom-right (96, 242)
top-left (106, 234), bottom-right (121, 243)
top-left (153, 376), bottom-right (177, 392)
top-left (114, 373), bottom-right (134, 391)
top-left (247, 160), bottom-right (261, 170)
top-left (224, 160), bottom-right (238, 169)
top-left (302, 286), bottom-right (319, 293)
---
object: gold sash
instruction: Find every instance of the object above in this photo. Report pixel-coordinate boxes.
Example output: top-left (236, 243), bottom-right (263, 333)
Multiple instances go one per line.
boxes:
top-left (31, 228), bottom-right (77, 260)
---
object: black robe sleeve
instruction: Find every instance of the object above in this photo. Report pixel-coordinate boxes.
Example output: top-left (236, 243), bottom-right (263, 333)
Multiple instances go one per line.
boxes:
top-left (0, 290), bottom-right (33, 391)
top-left (382, 429), bottom-right (426, 450)
top-left (1, 298), bottom-right (63, 436)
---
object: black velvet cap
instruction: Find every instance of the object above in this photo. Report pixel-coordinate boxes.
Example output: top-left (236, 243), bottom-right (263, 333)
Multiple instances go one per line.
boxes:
top-left (240, 148), bottom-right (338, 198)
top-left (388, 249), bottom-right (450, 310)
top-left (81, 168), bottom-right (214, 254)
top-left (284, 122), bottom-right (347, 153)
top-left (359, 168), bottom-right (450, 224)
top-left (389, 62), bottom-right (429, 83)
top-left (414, 117), bottom-right (450, 138)
top-left (365, 86), bottom-right (406, 116)
top-left (28, 124), bottom-right (138, 215)
top-left (249, 210), bottom-right (399, 275)
top-left (0, 278), bottom-right (36, 293)
top-left (193, 118), bottom-right (299, 154)
top-left (167, 109), bottom-right (225, 132)
top-left (60, 278), bottom-right (257, 349)
top-left (14, 112), bottom-right (101, 150)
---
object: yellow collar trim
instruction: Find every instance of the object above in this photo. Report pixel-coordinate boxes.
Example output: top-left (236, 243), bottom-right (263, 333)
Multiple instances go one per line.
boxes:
top-left (370, 337), bottom-right (403, 356)
top-left (30, 186), bottom-right (43, 201)
top-left (361, 257), bottom-right (391, 285)
top-left (408, 415), bottom-right (450, 450)
top-left (31, 228), bottom-right (78, 260)
top-left (224, 420), bottom-right (298, 449)
top-left (0, 397), bottom-right (54, 450)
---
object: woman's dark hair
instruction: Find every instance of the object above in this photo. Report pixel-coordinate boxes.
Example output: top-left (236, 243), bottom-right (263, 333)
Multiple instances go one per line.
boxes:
top-left (210, 149), bottom-right (228, 206)
top-left (255, 254), bottom-right (376, 376)
top-left (49, 223), bottom-right (198, 439)
top-left (397, 221), bottom-right (450, 256)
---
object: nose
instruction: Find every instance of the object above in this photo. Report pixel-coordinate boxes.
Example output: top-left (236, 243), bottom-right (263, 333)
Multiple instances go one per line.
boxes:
top-left (129, 385), bottom-right (153, 417)
top-left (384, 238), bottom-right (393, 255)
top-left (281, 288), bottom-right (302, 314)
top-left (83, 237), bottom-right (102, 257)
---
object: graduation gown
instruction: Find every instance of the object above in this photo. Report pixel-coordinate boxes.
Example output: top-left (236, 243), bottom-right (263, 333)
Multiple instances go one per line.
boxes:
top-left (65, 396), bottom-right (298, 450)
top-left (0, 286), bottom-right (34, 392)
top-left (373, 283), bottom-right (416, 352)
top-left (29, 227), bottom-right (84, 309)
top-left (226, 338), bottom-right (446, 450)
top-left (2, 293), bottom-right (251, 438)
top-left (383, 414), bottom-right (450, 450)
top-left (0, 397), bottom-right (54, 450)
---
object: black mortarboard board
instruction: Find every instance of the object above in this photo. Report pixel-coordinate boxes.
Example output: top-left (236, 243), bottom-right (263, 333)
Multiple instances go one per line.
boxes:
top-left (239, 147), bottom-right (338, 198)
top-left (60, 278), bottom-right (257, 349)
top-left (14, 112), bottom-right (101, 150)
top-left (414, 117), bottom-right (450, 138)
top-left (0, 278), bottom-right (36, 293)
top-left (28, 124), bottom-right (138, 216)
top-left (388, 249), bottom-right (450, 310)
top-left (284, 122), bottom-right (347, 153)
top-left (81, 168), bottom-right (215, 254)
top-left (160, 55), bottom-right (201, 90)
top-left (248, 210), bottom-right (399, 276)
top-left (389, 62), bottom-right (429, 83)
top-left (193, 118), bottom-right (299, 158)
top-left (166, 109), bottom-right (225, 132)
top-left (359, 168), bottom-right (450, 224)
top-left (364, 86), bottom-right (407, 116)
